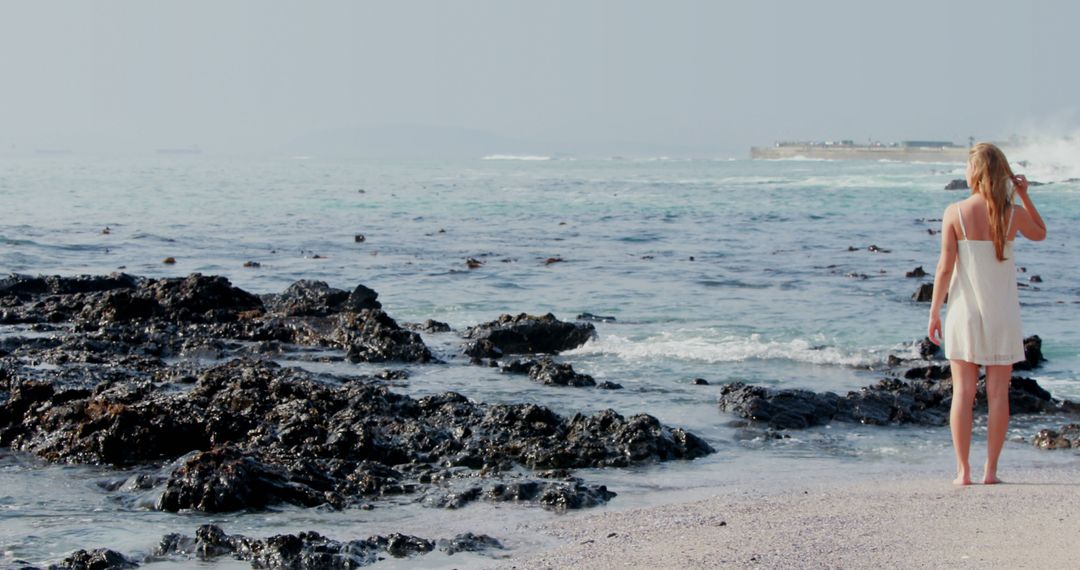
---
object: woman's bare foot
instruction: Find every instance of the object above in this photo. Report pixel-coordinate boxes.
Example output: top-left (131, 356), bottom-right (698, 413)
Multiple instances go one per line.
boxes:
top-left (953, 472), bottom-right (972, 486)
top-left (983, 475), bottom-right (1002, 485)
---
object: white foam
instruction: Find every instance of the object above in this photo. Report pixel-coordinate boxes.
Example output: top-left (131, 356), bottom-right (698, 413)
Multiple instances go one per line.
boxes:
top-left (565, 332), bottom-right (876, 368)
top-left (1008, 134), bottom-right (1080, 182)
top-left (481, 154), bottom-right (552, 161)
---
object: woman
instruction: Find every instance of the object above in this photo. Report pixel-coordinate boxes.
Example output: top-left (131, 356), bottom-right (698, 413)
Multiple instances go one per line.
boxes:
top-left (927, 142), bottom-right (1046, 486)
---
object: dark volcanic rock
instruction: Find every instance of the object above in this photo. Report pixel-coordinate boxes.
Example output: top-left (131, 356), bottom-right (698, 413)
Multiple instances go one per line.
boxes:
top-left (151, 524), bottom-right (473, 568)
top-left (718, 383), bottom-right (841, 429)
top-left (1032, 424), bottom-right (1080, 450)
top-left (720, 374), bottom-right (1070, 430)
top-left (437, 532), bottom-right (504, 555)
top-left (2, 358), bottom-right (711, 513)
top-left (945, 178), bottom-right (969, 190)
top-left (74, 274), bottom-right (263, 326)
top-left (1014, 335), bottom-right (1046, 371)
top-left (463, 313), bottom-right (595, 358)
top-left (912, 282), bottom-right (934, 302)
top-left (3, 273), bottom-right (430, 365)
top-left (404, 319), bottom-right (452, 333)
top-left (905, 266), bottom-right (927, 278)
top-left (501, 357), bottom-right (596, 387)
top-left (50, 548), bottom-right (138, 570)
top-left (916, 337), bottom-right (940, 360)
top-left (334, 310), bottom-right (433, 363)
top-left (157, 446), bottom-right (335, 512)
top-left (271, 280), bottom-right (353, 316)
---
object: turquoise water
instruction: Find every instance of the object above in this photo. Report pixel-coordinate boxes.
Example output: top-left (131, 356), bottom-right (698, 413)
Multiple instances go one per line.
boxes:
top-left (2, 155), bottom-right (1079, 566)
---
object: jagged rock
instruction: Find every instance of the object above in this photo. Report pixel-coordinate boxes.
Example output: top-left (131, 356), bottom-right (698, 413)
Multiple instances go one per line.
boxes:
top-left (463, 313), bottom-right (595, 358)
top-left (437, 532), bottom-right (504, 555)
top-left (504, 357), bottom-right (596, 387)
top-left (1033, 424), bottom-right (1080, 450)
top-left (718, 383), bottom-right (841, 429)
top-left (157, 446), bottom-right (336, 512)
top-left (74, 274), bottom-right (263, 326)
top-left (421, 477), bottom-right (615, 511)
top-left (271, 280), bottom-right (353, 316)
top-left (151, 524), bottom-right (451, 568)
top-left (720, 374), bottom-right (1070, 430)
top-left (912, 282), bottom-right (934, 302)
top-left (2, 358), bottom-right (711, 513)
top-left (49, 548), bottom-right (138, 570)
top-left (905, 266), bottom-right (927, 278)
top-left (404, 319), bottom-right (452, 333)
top-left (945, 178), bottom-right (969, 190)
top-left (1014, 335), bottom-right (1046, 371)
top-left (334, 310), bottom-right (433, 363)
top-left (916, 337), bottom-right (940, 360)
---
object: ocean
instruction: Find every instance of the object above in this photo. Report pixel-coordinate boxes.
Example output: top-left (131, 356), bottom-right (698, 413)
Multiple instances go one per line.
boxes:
top-left (2, 154), bottom-right (1078, 567)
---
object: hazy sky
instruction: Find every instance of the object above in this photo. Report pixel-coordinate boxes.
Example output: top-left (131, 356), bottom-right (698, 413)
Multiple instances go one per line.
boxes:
top-left (2, 0), bottom-right (1077, 156)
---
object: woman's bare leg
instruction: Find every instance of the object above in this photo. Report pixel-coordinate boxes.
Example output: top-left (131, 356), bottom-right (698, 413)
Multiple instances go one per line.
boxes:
top-left (949, 360), bottom-right (979, 485)
top-left (983, 364), bottom-right (1012, 484)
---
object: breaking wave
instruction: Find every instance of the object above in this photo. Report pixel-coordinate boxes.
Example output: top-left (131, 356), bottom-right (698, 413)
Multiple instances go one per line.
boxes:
top-left (565, 332), bottom-right (881, 368)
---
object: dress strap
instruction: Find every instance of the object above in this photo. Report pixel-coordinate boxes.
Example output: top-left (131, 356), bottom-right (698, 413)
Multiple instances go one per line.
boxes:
top-left (955, 204), bottom-right (968, 239)
top-left (1007, 206), bottom-right (1016, 237)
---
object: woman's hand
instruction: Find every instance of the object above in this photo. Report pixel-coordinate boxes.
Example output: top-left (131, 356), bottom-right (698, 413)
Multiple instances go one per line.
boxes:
top-left (1013, 174), bottom-right (1029, 197)
top-left (928, 312), bottom-right (943, 346)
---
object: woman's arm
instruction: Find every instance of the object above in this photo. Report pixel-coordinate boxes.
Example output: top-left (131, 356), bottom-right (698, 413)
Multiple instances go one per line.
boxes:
top-left (1012, 174), bottom-right (1047, 241)
top-left (928, 206), bottom-right (958, 345)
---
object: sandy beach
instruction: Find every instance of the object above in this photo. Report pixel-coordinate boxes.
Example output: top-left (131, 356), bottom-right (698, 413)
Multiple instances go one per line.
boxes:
top-left (490, 463), bottom-right (1080, 569)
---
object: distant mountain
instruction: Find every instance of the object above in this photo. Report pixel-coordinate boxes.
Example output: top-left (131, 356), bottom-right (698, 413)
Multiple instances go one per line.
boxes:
top-left (281, 125), bottom-right (546, 158)
top-left (280, 124), bottom-right (713, 159)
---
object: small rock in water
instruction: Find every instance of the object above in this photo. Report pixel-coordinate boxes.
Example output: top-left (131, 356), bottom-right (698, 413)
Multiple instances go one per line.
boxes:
top-left (846, 272), bottom-right (869, 280)
top-left (163, 257), bottom-right (176, 264)
top-left (577, 312), bottom-right (616, 323)
top-left (466, 257), bottom-right (484, 269)
top-left (912, 282), bottom-right (934, 302)
top-left (917, 336), bottom-right (940, 359)
top-left (311, 254), bottom-right (325, 259)
top-left (927, 228), bottom-right (939, 235)
top-left (544, 257), bottom-right (564, 265)
top-left (867, 245), bottom-right (891, 253)
top-left (596, 381), bottom-right (623, 390)
top-left (693, 378), bottom-right (710, 386)
top-left (1030, 275), bottom-right (1043, 283)
top-left (906, 266), bottom-right (927, 278)
top-left (354, 234), bottom-right (366, 242)
top-left (689, 256), bottom-right (695, 261)
top-left (945, 179), bottom-right (969, 190)
top-left (847, 246), bottom-right (859, 251)
top-left (102, 226), bottom-right (112, 235)
top-left (243, 261), bottom-right (261, 268)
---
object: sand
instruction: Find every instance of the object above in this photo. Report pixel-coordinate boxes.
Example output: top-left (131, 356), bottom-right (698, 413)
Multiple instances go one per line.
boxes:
top-left (486, 464), bottom-right (1080, 569)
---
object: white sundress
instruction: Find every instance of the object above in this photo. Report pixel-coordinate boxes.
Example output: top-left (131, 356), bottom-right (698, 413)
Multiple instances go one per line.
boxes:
top-left (943, 204), bottom-right (1025, 365)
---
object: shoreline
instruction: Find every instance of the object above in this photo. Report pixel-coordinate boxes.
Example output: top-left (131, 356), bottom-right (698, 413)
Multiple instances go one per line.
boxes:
top-left (488, 460), bottom-right (1080, 569)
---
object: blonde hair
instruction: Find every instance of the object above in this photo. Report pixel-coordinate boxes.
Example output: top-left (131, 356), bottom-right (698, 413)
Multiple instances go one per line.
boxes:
top-left (968, 142), bottom-right (1015, 261)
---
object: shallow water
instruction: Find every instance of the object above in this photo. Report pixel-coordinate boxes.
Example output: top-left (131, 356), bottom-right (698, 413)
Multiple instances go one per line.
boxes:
top-left (2, 155), bottom-right (1079, 566)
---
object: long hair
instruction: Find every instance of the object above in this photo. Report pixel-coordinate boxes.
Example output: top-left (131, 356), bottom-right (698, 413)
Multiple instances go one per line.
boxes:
top-left (968, 142), bottom-right (1014, 261)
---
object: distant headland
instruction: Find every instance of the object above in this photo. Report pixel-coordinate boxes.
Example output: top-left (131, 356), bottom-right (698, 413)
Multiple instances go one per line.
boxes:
top-left (751, 139), bottom-right (973, 162)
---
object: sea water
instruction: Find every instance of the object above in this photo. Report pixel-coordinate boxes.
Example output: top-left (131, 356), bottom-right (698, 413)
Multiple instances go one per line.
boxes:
top-left (1, 155), bottom-right (1078, 566)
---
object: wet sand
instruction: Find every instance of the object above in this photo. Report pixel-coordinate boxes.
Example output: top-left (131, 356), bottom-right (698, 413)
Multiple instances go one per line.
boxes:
top-left (489, 463), bottom-right (1080, 569)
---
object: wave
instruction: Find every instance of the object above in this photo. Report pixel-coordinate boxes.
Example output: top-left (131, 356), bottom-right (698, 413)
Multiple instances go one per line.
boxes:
top-left (1008, 134), bottom-right (1080, 182)
top-left (564, 332), bottom-right (879, 368)
top-left (481, 154), bottom-right (552, 161)
top-left (762, 156), bottom-right (836, 162)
